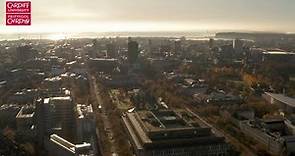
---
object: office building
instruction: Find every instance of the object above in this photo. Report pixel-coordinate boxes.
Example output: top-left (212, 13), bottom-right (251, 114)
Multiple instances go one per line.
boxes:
top-left (36, 96), bottom-right (75, 145)
top-left (122, 109), bottom-right (230, 156)
top-left (240, 118), bottom-right (295, 155)
top-left (128, 39), bottom-right (139, 64)
top-left (209, 38), bottom-right (214, 49)
top-left (16, 45), bottom-right (38, 63)
top-left (174, 40), bottom-right (182, 55)
top-left (76, 104), bottom-right (95, 142)
top-left (263, 92), bottom-right (295, 114)
top-left (88, 58), bottom-right (118, 73)
top-left (232, 39), bottom-right (243, 53)
top-left (106, 43), bottom-right (117, 58)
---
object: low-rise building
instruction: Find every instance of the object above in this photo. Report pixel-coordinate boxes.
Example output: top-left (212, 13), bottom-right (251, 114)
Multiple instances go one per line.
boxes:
top-left (263, 92), bottom-right (295, 113)
top-left (100, 74), bottom-right (142, 88)
top-left (240, 118), bottom-right (295, 155)
top-left (247, 48), bottom-right (295, 65)
top-left (16, 105), bottom-right (35, 132)
top-left (194, 91), bottom-right (242, 105)
top-left (262, 51), bottom-right (295, 64)
top-left (181, 79), bottom-right (208, 97)
top-left (147, 58), bottom-right (180, 72)
top-left (46, 134), bottom-right (93, 156)
top-left (0, 104), bottom-right (20, 128)
top-left (88, 58), bottom-right (118, 73)
top-left (8, 89), bottom-right (38, 104)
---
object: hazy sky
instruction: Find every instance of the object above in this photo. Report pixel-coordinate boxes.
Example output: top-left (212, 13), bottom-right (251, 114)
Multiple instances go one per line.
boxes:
top-left (1, 0), bottom-right (295, 33)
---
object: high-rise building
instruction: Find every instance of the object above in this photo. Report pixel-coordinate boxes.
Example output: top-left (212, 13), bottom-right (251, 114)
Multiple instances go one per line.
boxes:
top-left (106, 43), bottom-right (117, 58)
top-left (16, 45), bottom-right (37, 63)
top-left (76, 104), bottom-right (95, 143)
top-left (122, 109), bottom-right (231, 156)
top-left (233, 39), bottom-right (243, 53)
top-left (36, 96), bottom-right (75, 144)
top-left (148, 39), bottom-right (152, 55)
top-left (209, 38), bottom-right (214, 49)
top-left (89, 39), bottom-right (98, 58)
top-left (16, 105), bottom-right (35, 136)
top-left (128, 38), bottom-right (139, 64)
top-left (174, 40), bottom-right (182, 55)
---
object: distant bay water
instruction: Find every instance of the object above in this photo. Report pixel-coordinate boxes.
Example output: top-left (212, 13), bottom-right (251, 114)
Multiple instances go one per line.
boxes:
top-left (0, 31), bottom-right (216, 41)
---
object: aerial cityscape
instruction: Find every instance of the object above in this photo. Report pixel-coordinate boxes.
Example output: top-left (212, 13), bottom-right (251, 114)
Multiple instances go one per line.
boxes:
top-left (1, 0), bottom-right (295, 156)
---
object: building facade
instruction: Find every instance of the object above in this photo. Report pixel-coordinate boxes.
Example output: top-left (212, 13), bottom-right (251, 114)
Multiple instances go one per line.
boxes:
top-left (122, 109), bottom-right (230, 156)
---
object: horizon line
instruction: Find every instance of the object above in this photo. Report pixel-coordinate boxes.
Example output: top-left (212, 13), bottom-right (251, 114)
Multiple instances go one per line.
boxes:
top-left (0, 30), bottom-right (294, 35)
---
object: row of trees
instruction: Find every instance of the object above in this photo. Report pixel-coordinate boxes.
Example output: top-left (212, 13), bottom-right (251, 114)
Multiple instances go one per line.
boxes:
top-left (96, 82), bottom-right (132, 156)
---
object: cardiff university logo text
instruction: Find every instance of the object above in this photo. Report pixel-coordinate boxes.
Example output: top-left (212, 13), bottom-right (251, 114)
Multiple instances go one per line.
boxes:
top-left (6, 1), bottom-right (31, 26)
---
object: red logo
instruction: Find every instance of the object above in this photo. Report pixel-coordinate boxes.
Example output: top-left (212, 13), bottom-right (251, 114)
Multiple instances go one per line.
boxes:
top-left (6, 14), bottom-right (31, 25)
top-left (6, 1), bottom-right (31, 14)
top-left (6, 1), bottom-right (31, 26)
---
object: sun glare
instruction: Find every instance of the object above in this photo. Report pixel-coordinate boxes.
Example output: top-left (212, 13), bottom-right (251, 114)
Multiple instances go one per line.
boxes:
top-left (47, 34), bottom-right (67, 40)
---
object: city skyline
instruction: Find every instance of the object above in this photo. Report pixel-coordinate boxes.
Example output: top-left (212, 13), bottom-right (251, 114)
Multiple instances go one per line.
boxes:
top-left (1, 1), bottom-right (295, 155)
top-left (1, 0), bottom-right (295, 34)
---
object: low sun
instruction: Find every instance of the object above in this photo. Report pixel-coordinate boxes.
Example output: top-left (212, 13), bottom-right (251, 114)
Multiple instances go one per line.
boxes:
top-left (47, 34), bottom-right (67, 40)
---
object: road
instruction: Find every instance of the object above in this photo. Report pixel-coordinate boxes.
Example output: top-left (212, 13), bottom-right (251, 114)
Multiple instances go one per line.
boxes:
top-left (90, 74), bottom-right (118, 156)
top-left (89, 72), bottom-right (255, 156)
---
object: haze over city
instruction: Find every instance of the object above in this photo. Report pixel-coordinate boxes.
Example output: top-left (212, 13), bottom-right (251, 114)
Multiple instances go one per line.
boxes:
top-left (1, 0), bottom-right (295, 34)
top-left (1, 1), bottom-right (295, 156)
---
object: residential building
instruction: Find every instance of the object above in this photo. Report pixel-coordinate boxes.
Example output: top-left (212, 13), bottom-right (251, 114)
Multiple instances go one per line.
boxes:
top-left (263, 92), bottom-right (295, 113)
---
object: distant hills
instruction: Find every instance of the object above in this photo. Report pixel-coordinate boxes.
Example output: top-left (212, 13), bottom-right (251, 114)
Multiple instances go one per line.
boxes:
top-left (215, 32), bottom-right (295, 40)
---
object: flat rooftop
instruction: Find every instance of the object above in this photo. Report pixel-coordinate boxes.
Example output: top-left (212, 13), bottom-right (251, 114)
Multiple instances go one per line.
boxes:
top-left (16, 105), bottom-right (35, 118)
top-left (51, 96), bottom-right (72, 101)
top-left (44, 96), bottom-right (72, 103)
top-left (122, 109), bottom-right (223, 149)
top-left (50, 134), bottom-right (92, 154)
top-left (89, 58), bottom-right (118, 61)
top-left (137, 110), bottom-right (198, 131)
top-left (265, 92), bottom-right (295, 108)
top-left (77, 104), bottom-right (93, 119)
top-left (263, 51), bottom-right (295, 55)
top-left (50, 134), bottom-right (75, 153)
